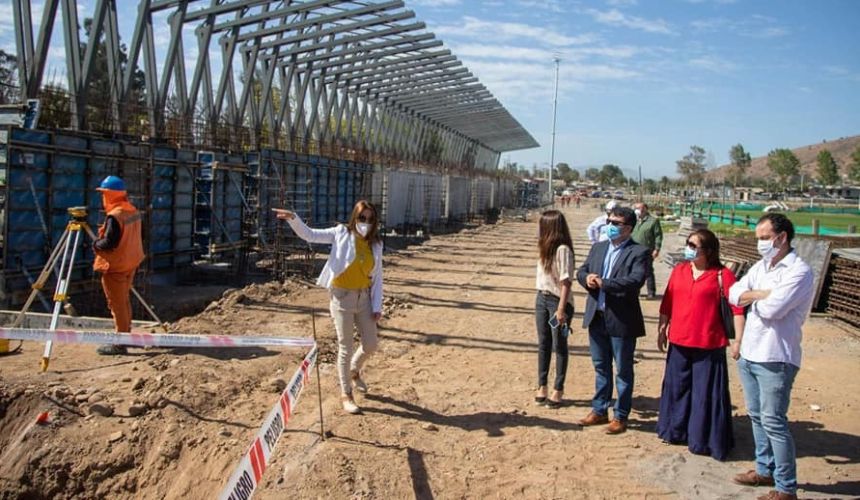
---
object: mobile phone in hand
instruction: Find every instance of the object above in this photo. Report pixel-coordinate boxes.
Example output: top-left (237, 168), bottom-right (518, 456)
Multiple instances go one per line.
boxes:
top-left (548, 316), bottom-right (560, 329)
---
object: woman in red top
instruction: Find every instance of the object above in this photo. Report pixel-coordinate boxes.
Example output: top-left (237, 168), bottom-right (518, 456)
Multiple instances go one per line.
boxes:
top-left (656, 229), bottom-right (745, 460)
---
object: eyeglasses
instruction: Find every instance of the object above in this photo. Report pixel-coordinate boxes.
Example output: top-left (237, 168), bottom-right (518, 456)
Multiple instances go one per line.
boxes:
top-left (685, 241), bottom-right (699, 249)
top-left (607, 220), bottom-right (626, 226)
top-left (357, 214), bottom-right (374, 223)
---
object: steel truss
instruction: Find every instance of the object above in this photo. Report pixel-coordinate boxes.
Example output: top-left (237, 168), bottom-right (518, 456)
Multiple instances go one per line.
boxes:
top-left (11, 0), bottom-right (538, 170)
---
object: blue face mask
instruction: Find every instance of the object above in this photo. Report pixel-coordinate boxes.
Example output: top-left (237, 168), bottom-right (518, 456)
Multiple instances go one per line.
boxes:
top-left (683, 246), bottom-right (698, 260)
top-left (604, 224), bottom-right (621, 240)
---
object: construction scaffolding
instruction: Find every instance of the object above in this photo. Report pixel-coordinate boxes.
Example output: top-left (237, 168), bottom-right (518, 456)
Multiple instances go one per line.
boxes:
top-left (1, 0), bottom-right (540, 309)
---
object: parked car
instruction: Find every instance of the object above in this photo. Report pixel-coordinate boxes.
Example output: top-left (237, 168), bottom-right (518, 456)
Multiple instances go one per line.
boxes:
top-left (613, 190), bottom-right (625, 200)
top-left (591, 191), bottom-right (601, 198)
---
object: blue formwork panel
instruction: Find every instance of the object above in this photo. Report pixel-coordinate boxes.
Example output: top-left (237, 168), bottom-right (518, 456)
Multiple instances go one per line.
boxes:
top-left (54, 133), bottom-right (88, 150)
top-left (10, 128), bottom-right (50, 144)
top-left (149, 159), bottom-right (175, 266)
top-left (290, 163), bottom-right (312, 221)
top-left (153, 146), bottom-right (176, 160)
top-left (337, 171), bottom-right (348, 221)
top-left (92, 139), bottom-right (121, 156)
top-left (177, 149), bottom-right (196, 162)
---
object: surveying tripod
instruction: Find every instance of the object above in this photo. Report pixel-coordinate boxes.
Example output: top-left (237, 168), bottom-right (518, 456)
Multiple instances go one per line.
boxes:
top-left (11, 207), bottom-right (167, 371)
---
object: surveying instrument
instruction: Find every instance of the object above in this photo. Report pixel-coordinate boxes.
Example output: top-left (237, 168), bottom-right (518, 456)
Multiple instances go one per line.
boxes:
top-left (10, 206), bottom-right (167, 371)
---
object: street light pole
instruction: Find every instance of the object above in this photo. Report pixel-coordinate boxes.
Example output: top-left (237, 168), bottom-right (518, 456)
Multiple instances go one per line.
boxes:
top-left (549, 56), bottom-right (560, 202)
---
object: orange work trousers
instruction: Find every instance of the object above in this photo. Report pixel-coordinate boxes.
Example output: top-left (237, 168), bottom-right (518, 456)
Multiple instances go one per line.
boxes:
top-left (101, 270), bottom-right (136, 332)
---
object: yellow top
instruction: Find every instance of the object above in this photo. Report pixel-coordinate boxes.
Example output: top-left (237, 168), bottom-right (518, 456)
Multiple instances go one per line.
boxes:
top-left (331, 234), bottom-right (374, 289)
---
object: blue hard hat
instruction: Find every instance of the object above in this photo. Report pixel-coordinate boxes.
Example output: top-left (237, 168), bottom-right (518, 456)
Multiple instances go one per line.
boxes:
top-left (96, 175), bottom-right (126, 191)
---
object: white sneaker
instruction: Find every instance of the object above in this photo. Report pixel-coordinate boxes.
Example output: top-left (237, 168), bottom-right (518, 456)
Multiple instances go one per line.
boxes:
top-left (341, 395), bottom-right (361, 415)
top-left (351, 370), bottom-right (368, 393)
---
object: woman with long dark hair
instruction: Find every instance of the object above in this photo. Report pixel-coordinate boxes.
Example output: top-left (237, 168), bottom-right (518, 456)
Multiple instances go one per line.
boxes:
top-left (656, 229), bottom-right (745, 460)
top-left (534, 210), bottom-right (575, 408)
top-left (275, 200), bottom-right (382, 415)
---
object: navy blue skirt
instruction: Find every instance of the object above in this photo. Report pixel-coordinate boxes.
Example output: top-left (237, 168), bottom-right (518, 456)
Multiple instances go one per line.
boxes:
top-left (657, 343), bottom-right (734, 461)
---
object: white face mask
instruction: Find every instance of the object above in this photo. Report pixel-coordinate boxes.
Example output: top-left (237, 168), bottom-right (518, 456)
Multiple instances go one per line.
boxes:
top-left (634, 208), bottom-right (642, 219)
top-left (757, 236), bottom-right (781, 261)
top-left (356, 222), bottom-right (371, 237)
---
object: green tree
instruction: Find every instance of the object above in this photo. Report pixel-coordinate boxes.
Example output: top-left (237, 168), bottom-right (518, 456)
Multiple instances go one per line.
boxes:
top-left (568, 169), bottom-right (581, 182)
top-left (816, 149), bottom-right (840, 187)
top-left (585, 167), bottom-right (600, 181)
top-left (642, 178), bottom-right (658, 194)
top-left (727, 143), bottom-right (751, 187)
top-left (767, 148), bottom-right (800, 189)
top-left (849, 145), bottom-right (860, 184)
top-left (0, 49), bottom-right (17, 104)
top-left (676, 145), bottom-right (707, 186)
top-left (79, 17), bottom-right (146, 132)
top-left (599, 164), bottom-right (624, 185)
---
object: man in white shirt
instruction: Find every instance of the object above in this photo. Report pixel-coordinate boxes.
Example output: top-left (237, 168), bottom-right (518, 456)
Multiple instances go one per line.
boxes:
top-left (728, 213), bottom-right (814, 500)
top-left (586, 201), bottom-right (618, 244)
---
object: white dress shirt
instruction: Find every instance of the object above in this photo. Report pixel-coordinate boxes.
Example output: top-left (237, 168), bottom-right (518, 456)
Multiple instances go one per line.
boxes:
top-left (728, 251), bottom-right (814, 367)
top-left (586, 214), bottom-right (610, 244)
top-left (287, 215), bottom-right (384, 314)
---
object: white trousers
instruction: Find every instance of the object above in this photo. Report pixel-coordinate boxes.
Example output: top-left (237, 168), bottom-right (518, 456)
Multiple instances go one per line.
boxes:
top-left (329, 287), bottom-right (378, 394)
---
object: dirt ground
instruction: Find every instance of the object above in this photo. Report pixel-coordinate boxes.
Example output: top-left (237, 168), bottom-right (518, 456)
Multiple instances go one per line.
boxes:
top-left (1, 204), bottom-right (859, 499)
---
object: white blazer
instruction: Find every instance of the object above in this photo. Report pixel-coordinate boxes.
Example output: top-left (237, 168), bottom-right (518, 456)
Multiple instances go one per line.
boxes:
top-left (287, 215), bottom-right (383, 313)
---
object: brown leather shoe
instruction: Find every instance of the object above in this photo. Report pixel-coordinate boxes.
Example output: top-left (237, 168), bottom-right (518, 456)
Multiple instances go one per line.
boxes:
top-left (605, 419), bottom-right (627, 434)
top-left (733, 470), bottom-right (775, 487)
top-left (578, 411), bottom-right (609, 426)
top-left (756, 490), bottom-right (797, 500)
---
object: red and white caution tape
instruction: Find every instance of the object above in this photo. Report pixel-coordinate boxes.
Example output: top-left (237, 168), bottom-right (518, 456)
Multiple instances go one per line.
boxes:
top-left (220, 345), bottom-right (318, 500)
top-left (0, 328), bottom-right (315, 349)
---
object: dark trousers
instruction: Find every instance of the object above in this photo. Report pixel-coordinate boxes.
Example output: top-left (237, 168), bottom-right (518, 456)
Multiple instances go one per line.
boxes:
top-left (535, 292), bottom-right (573, 391)
top-left (657, 343), bottom-right (734, 460)
top-left (642, 253), bottom-right (656, 296)
top-left (588, 313), bottom-right (637, 420)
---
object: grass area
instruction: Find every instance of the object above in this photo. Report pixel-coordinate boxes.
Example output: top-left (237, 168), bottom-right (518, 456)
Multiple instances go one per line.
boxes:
top-left (694, 208), bottom-right (860, 234)
top-left (706, 222), bottom-right (754, 237)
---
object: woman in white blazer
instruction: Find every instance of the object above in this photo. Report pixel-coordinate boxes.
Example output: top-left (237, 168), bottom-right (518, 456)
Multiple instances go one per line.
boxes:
top-left (275, 200), bottom-right (383, 414)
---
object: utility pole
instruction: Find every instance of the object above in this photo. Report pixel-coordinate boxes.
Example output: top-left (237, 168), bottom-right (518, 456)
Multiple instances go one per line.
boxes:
top-left (638, 165), bottom-right (643, 201)
top-left (549, 56), bottom-right (560, 202)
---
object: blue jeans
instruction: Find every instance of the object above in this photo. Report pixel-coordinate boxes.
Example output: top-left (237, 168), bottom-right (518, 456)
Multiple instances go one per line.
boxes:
top-left (588, 313), bottom-right (637, 420)
top-left (737, 357), bottom-right (799, 495)
top-left (535, 292), bottom-right (573, 391)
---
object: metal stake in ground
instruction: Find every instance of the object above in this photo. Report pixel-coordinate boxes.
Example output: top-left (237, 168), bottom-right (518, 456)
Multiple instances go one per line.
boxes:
top-left (311, 308), bottom-right (326, 440)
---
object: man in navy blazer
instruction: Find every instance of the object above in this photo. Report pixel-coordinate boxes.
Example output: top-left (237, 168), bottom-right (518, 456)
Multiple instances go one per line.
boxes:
top-left (576, 206), bottom-right (650, 435)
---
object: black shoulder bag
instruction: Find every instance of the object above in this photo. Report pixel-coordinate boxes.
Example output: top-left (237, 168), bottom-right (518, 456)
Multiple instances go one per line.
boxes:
top-left (716, 268), bottom-right (735, 340)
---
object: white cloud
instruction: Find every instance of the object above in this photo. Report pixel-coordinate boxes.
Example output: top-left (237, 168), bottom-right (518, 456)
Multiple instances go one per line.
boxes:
top-left (688, 55), bottom-right (738, 73)
top-left (567, 45), bottom-right (641, 59)
top-left (411, 0), bottom-right (461, 6)
top-left (450, 43), bottom-right (553, 61)
top-left (690, 15), bottom-right (789, 38)
top-left (432, 16), bottom-right (597, 46)
top-left (585, 8), bottom-right (674, 35)
top-left (823, 65), bottom-right (860, 82)
top-left (516, 0), bottom-right (565, 12)
top-left (606, 0), bottom-right (638, 6)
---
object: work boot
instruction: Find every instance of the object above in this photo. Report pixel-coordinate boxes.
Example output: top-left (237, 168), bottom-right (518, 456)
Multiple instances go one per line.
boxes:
top-left (96, 344), bottom-right (128, 355)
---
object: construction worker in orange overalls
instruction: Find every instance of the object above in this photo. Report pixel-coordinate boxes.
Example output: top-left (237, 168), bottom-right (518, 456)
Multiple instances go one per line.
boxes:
top-left (93, 176), bottom-right (145, 355)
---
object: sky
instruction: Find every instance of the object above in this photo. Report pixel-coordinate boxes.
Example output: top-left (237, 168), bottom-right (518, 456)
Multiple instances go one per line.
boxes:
top-left (409, 0), bottom-right (860, 179)
top-left (1, 0), bottom-right (858, 180)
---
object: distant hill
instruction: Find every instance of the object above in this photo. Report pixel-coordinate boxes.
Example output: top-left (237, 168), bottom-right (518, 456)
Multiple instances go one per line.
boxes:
top-left (706, 134), bottom-right (860, 182)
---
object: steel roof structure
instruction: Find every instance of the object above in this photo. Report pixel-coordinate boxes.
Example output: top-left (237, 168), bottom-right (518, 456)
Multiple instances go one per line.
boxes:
top-left (10, 0), bottom-right (538, 170)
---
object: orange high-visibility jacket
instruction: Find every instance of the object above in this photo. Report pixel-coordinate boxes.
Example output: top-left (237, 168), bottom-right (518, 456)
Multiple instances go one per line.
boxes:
top-left (94, 207), bottom-right (145, 273)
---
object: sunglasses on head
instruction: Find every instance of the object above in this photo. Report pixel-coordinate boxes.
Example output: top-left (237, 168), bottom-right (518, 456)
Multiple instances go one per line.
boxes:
top-left (357, 214), bottom-right (374, 223)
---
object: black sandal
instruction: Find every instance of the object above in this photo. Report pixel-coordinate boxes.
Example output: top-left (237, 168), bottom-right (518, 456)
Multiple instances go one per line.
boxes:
top-left (534, 396), bottom-right (547, 404)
